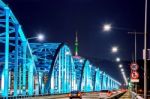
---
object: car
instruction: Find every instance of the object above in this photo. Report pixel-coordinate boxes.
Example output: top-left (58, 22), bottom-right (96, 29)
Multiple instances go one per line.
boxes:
top-left (68, 90), bottom-right (82, 99)
top-left (112, 90), bottom-right (118, 94)
top-left (120, 89), bottom-right (127, 93)
top-left (117, 89), bottom-right (122, 93)
top-left (99, 90), bottom-right (113, 99)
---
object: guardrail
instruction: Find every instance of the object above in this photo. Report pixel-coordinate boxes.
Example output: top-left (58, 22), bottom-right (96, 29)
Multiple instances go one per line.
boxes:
top-left (131, 91), bottom-right (144, 99)
top-left (109, 91), bottom-right (125, 99)
top-left (0, 93), bottom-right (69, 99)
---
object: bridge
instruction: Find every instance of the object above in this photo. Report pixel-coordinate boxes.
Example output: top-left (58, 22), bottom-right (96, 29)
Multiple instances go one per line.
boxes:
top-left (0, 0), bottom-right (123, 98)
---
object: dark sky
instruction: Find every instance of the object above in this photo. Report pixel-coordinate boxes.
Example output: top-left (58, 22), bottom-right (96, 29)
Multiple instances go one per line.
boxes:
top-left (4, 0), bottom-right (150, 83)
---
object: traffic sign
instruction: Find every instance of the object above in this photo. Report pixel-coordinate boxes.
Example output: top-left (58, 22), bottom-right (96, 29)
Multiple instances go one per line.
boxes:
top-left (143, 49), bottom-right (150, 60)
top-left (130, 63), bottom-right (139, 71)
top-left (131, 71), bottom-right (139, 79)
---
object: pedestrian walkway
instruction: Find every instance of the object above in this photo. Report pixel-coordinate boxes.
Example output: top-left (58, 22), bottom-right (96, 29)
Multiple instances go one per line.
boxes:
top-left (119, 91), bottom-right (131, 99)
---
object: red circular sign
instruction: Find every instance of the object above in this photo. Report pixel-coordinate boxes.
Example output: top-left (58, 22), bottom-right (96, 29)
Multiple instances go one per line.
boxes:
top-left (131, 71), bottom-right (139, 79)
top-left (130, 63), bottom-right (139, 71)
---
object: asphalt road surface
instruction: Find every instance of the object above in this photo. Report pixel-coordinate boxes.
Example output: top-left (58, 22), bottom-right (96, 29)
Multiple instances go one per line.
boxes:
top-left (28, 92), bottom-right (124, 99)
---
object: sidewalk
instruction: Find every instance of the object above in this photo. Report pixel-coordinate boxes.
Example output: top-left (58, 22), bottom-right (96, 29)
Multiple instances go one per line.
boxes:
top-left (119, 91), bottom-right (131, 99)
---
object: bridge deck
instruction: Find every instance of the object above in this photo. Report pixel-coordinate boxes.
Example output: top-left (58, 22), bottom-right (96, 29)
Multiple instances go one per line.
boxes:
top-left (119, 91), bottom-right (131, 99)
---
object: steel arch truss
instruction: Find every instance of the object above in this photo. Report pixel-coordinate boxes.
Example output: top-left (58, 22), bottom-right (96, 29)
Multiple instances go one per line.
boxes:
top-left (0, 0), bottom-right (121, 97)
top-left (74, 57), bottom-right (121, 92)
top-left (73, 57), bottom-right (95, 92)
top-left (0, 0), bottom-right (36, 97)
top-left (30, 43), bottom-right (77, 95)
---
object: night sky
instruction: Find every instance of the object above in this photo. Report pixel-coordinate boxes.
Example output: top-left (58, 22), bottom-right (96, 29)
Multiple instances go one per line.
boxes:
top-left (4, 0), bottom-right (150, 83)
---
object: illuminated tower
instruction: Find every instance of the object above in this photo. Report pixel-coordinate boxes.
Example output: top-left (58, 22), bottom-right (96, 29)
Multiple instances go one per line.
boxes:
top-left (75, 32), bottom-right (79, 56)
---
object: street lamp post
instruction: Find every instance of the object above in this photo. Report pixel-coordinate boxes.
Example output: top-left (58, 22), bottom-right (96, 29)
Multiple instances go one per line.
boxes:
top-left (103, 24), bottom-right (147, 89)
top-left (103, 23), bottom-right (149, 95)
top-left (128, 31), bottom-right (145, 93)
top-left (144, 0), bottom-right (148, 98)
top-left (127, 1), bottom-right (149, 95)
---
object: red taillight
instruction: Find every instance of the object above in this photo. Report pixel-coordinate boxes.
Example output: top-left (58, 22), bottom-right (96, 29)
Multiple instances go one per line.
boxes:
top-left (78, 93), bottom-right (81, 96)
top-left (106, 92), bottom-right (109, 96)
top-left (107, 92), bottom-right (112, 97)
top-left (68, 93), bottom-right (71, 97)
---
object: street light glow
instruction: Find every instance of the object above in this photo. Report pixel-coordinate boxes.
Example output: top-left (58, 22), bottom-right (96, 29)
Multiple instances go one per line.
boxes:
top-left (112, 46), bottom-right (118, 53)
top-left (37, 34), bottom-right (44, 41)
top-left (116, 57), bottom-right (120, 62)
top-left (121, 71), bottom-right (128, 85)
top-left (121, 68), bottom-right (124, 72)
top-left (119, 64), bottom-right (123, 68)
top-left (103, 24), bottom-right (112, 31)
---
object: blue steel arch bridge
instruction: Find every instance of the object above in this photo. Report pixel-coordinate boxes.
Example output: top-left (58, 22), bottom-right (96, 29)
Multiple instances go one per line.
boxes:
top-left (0, 0), bottom-right (121, 97)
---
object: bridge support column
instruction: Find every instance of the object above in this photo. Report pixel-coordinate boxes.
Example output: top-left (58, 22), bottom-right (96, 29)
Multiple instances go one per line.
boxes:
top-left (14, 24), bottom-right (19, 96)
top-left (102, 73), bottom-right (107, 90)
top-left (64, 48), bottom-right (67, 93)
top-left (1, 7), bottom-right (10, 97)
top-left (28, 60), bottom-right (34, 96)
top-left (8, 71), bottom-right (11, 93)
top-left (111, 80), bottom-right (114, 89)
top-left (107, 76), bottom-right (110, 90)
top-left (99, 72), bottom-right (103, 90)
top-left (39, 72), bottom-right (44, 94)
top-left (22, 41), bottom-right (27, 95)
top-left (19, 65), bottom-right (22, 95)
top-left (35, 75), bottom-right (39, 95)
top-left (58, 54), bottom-right (61, 93)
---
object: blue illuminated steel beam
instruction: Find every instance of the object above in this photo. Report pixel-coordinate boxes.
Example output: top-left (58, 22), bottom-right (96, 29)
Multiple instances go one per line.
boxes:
top-left (1, 6), bottom-right (10, 97)
top-left (29, 43), bottom-right (77, 94)
top-left (0, 0), bottom-right (37, 97)
top-left (0, 0), bottom-right (122, 97)
top-left (14, 24), bottom-right (19, 96)
top-left (81, 60), bottom-right (93, 92)
top-left (94, 68), bottom-right (101, 91)
top-left (44, 43), bottom-right (65, 93)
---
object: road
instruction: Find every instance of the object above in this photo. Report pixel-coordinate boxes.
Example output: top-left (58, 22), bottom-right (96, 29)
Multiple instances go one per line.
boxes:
top-left (28, 92), bottom-right (124, 99)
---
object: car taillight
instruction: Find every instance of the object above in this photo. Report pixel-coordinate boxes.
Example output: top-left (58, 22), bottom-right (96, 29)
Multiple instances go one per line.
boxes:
top-left (78, 93), bottom-right (81, 96)
top-left (68, 93), bottom-right (71, 97)
top-left (106, 92), bottom-right (109, 96)
top-left (107, 92), bottom-right (111, 96)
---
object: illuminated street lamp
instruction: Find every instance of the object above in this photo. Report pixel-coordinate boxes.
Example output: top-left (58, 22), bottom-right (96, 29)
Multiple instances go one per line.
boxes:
top-left (121, 68), bottom-right (124, 72)
top-left (103, 24), bottom-right (112, 32)
top-left (37, 34), bottom-right (45, 41)
top-left (116, 57), bottom-right (120, 62)
top-left (112, 46), bottom-right (118, 53)
top-left (119, 64), bottom-right (123, 68)
top-left (28, 34), bottom-right (45, 41)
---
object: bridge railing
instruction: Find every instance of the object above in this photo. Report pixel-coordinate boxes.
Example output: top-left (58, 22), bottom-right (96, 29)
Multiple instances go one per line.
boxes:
top-left (131, 91), bottom-right (144, 99)
top-left (2, 93), bottom-right (69, 99)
